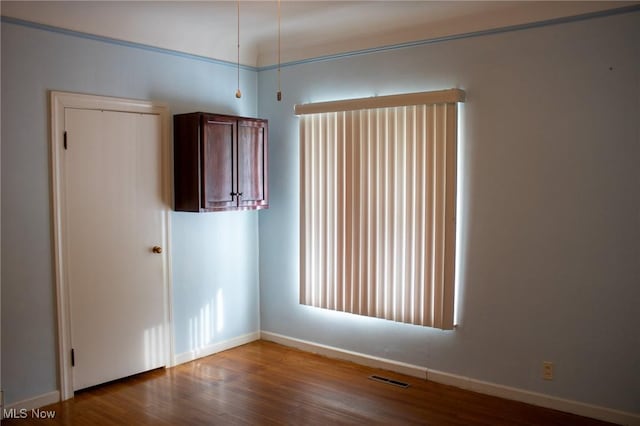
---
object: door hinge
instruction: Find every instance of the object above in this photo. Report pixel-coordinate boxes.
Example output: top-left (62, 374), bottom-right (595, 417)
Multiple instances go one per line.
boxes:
top-left (64, 131), bottom-right (68, 150)
top-left (71, 348), bottom-right (75, 367)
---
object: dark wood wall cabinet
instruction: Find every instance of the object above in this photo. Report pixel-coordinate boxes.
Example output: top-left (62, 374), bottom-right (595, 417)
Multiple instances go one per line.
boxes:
top-left (174, 112), bottom-right (268, 212)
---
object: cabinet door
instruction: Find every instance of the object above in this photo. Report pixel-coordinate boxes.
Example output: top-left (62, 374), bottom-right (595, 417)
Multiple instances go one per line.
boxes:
top-left (202, 117), bottom-right (236, 210)
top-left (237, 119), bottom-right (268, 209)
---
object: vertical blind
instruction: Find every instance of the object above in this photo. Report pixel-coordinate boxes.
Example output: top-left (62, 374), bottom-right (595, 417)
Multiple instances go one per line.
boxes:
top-left (296, 89), bottom-right (464, 330)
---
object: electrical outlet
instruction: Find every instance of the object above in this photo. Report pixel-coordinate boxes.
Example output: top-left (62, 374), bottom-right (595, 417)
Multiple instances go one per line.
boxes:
top-left (542, 361), bottom-right (554, 380)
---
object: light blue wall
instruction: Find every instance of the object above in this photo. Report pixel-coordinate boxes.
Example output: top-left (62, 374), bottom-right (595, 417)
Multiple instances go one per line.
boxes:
top-left (258, 11), bottom-right (640, 413)
top-left (1, 21), bottom-right (260, 404)
top-left (2, 9), bottom-right (639, 415)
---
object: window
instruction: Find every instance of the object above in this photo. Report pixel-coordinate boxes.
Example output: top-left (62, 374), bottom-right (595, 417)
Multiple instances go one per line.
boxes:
top-left (296, 89), bottom-right (464, 330)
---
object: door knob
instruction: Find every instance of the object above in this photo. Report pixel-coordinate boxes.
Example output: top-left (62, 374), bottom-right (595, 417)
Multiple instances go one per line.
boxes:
top-left (152, 246), bottom-right (162, 254)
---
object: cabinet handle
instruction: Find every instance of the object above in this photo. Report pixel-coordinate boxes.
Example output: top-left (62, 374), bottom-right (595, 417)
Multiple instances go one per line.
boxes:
top-left (152, 246), bottom-right (163, 254)
top-left (230, 192), bottom-right (237, 196)
top-left (238, 192), bottom-right (243, 197)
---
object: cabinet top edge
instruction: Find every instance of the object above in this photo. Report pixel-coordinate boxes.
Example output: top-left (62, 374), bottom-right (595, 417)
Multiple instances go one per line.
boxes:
top-left (174, 111), bottom-right (268, 123)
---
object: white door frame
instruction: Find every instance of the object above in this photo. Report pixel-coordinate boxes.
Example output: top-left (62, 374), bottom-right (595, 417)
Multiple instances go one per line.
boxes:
top-left (50, 91), bottom-right (174, 401)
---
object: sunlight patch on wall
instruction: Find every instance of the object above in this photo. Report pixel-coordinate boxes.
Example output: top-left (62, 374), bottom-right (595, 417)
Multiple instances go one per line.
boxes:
top-left (454, 102), bottom-right (465, 327)
top-left (187, 290), bottom-right (226, 355)
top-left (301, 302), bottom-right (423, 330)
top-left (216, 288), bottom-right (225, 333)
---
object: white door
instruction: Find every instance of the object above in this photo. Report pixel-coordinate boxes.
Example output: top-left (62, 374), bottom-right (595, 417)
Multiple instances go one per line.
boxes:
top-left (64, 108), bottom-right (166, 391)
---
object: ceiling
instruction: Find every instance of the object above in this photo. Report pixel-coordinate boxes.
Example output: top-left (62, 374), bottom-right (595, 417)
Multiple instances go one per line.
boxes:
top-left (1, 1), bottom-right (636, 68)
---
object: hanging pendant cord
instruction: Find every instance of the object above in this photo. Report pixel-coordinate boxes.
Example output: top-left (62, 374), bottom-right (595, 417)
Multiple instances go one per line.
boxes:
top-left (277, 0), bottom-right (282, 101)
top-left (235, 0), bottom-right (242, 98)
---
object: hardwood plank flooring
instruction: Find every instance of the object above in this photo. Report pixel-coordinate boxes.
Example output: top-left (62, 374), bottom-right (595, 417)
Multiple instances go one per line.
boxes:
top-left (3, 340), bottom-right (613, 425)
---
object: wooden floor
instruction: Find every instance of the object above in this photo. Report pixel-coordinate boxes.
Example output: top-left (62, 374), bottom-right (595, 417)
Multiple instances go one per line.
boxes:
top-left (4, 340), bottom-right (612, 425)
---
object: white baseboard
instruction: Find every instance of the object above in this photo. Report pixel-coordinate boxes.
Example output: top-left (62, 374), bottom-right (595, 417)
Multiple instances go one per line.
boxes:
top-left (4, 390), bottom-right (60, 412)
top-left (4, 333), bottom-right (637, 425)
top-left (1, 332), bottom-right (259, 418)
top-left (260, 331), bottom-right (640, 426)
top-left (174, 331), bottom-right (261, 365)
top-left (260, 331), bottom-right (427, 379)
top-left (428, 369), bottom-right (640, 426)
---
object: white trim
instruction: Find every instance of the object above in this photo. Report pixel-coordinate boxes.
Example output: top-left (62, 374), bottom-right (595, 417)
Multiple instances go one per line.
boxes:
top-left (164, 211), bottom-right (176, 368)
top-left (161, 101), bottom-right (176, 369)
top-left (2, 331), bottom-right (258, 412)
top-left (50, 91), bottom-right (173, 401)
top-left (174, 332), bottom-right (261, 365)
top-left (4, 391), bottom-right (60, 412)
top-left (260, 331), bottom-right (427, 379)
top-left (427, 370), bottom-right (640, 425)
top-left (260, 331), bottom-right (640, 425)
